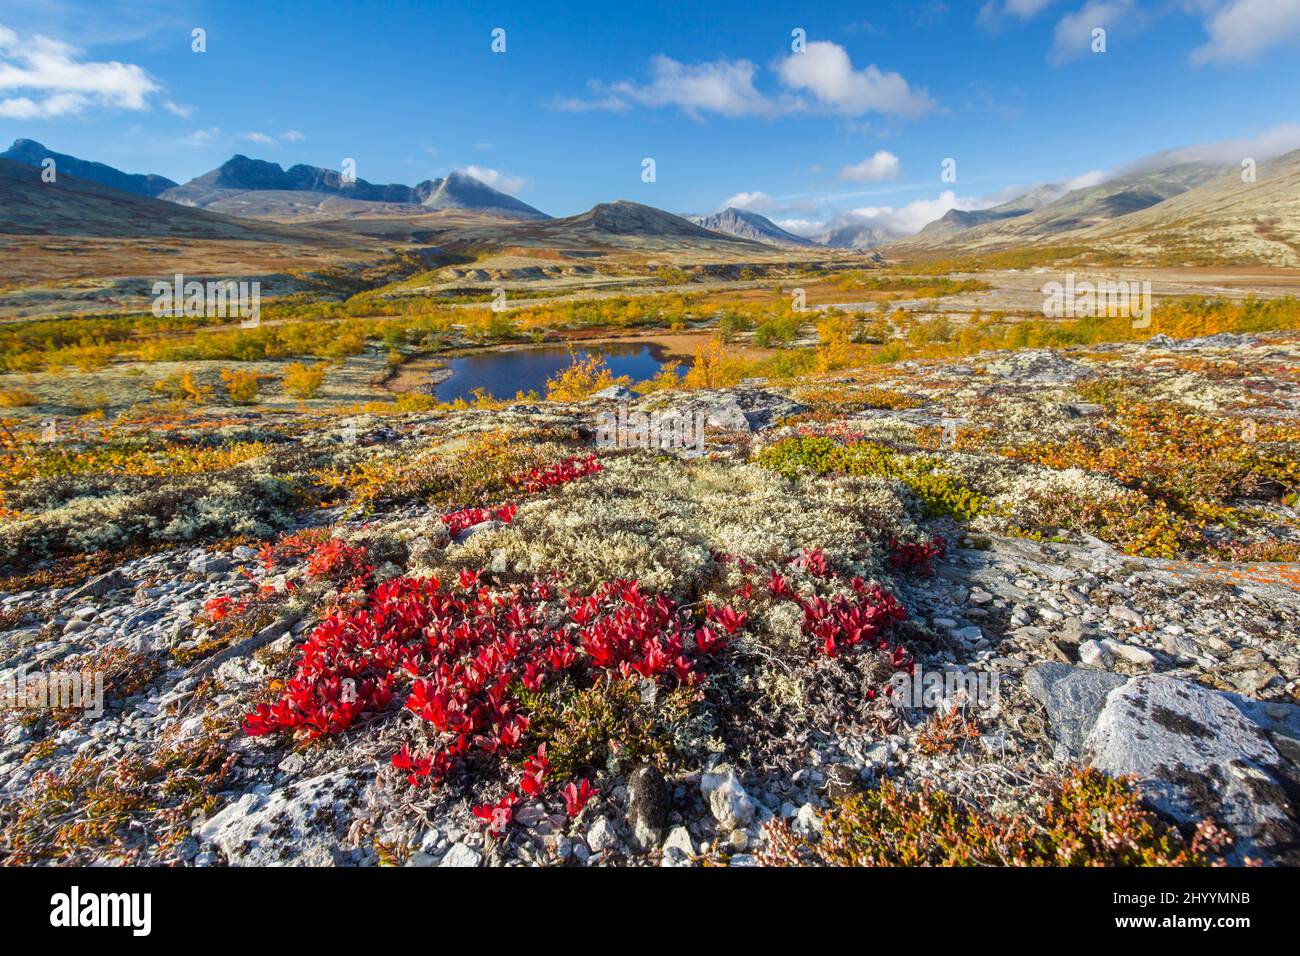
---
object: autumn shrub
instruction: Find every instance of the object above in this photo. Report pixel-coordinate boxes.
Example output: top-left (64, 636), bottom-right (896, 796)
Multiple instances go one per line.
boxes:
top-left (545, 353), bottom-right (630, 402)
top-left (219, 368), bottom-right (261, 404)
top-left (755, 435), bottom-right (990, 520)
top-left (282, 361), bottom-right (328, 399)
top-left (324, 430), bottom-right (594, 512)
top-left (0, 388), bottom-right (39, 408)
top-left (759, 769), bottom-right (1231, 867)
top-left (752, 314), bottom-right (803, 347)
top-left (682, 337), bottom-right (748, 389)
top-left (151, 371), bottom-right (211, 404)
top-left (518, 676), bottom-right (686, 778)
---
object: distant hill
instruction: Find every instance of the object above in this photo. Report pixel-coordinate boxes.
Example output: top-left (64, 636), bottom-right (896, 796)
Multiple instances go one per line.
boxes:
top-left (0, 139), bottom-right (177, 198)
top-left (891, 160), bottom-right (1230, 255)
top-left (815, 222), bottom-right (902, 251)
top-left (162, 157), bottom-right (549, 221)
top-left (0, 157), bottom-right (344, 242)
top-left (687, 207), bottom-right (818, 247)
top-left (513, 200), bottom-right (768, 253)
top-left (1069, 148), bottom-right (1300, 266)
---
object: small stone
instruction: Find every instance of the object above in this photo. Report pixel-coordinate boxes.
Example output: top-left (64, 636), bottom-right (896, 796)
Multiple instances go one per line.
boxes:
top-left (728, 829), bottom-right (749, 851)
top-left (1108, 604), bottom-right (1144, 626)
top-left (662, 826), bottom-right (695, 858)
top-left (1078, 639), bottom-right (1113, 670)
top-left (439, 843), bottom-right (481, 868)
top-left (792, 803), bottom-right (821, 837)
top-left (700, 764), bottom-right (755, 831)
top-left (1160, 630), bottom-right (1197, 658)
top-left (1100, 639), bottom-right (1156, 668)
top-left (586, 817), bottom-right (619, 853)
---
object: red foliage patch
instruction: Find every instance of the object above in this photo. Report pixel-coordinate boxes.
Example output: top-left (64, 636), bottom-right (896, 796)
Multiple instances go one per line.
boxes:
top-left (886, 536), bottom-right (948, 578)
top-left (243, 574), bottom-right (709, 787)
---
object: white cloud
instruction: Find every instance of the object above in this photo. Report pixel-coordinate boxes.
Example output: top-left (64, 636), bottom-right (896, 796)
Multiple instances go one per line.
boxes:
top-left (985, 0), bottom-right (1056, 20)
top-left (0, 24), bottom-right (159, 118)
top-left (837, 150), bottom-right (902, 182)
top-left (281, 129), bottom-right (305, 142)
top-left (184, 126), bottom-right (220, 146)
top-left (162, 99), bottom-right (193, 118)
top-left (719, 189), bottom-right (822, 218)
top-left (555, 56), bottom-right (775, 119)
top-left (824, 190), bottom-right (1001, 237)
top-left (1191, 0), bottom-right (1300, 64)
top-left (1049, 1), bottom-right (1135, 63)
top-left (978, 0), bottom-right (1057, 29)
top-left (774, 218), bottom-right (825, 236)
top-left (463, 164), bottom-right (527, 194)
top-left (555, 43), bottom-right (933, 119)
top-left (775, 42), bottom-right (935, 117)
top-left (238, 131), bottom-right (278, 147)
top-left (1123, 122), bottom-right (1300, 170)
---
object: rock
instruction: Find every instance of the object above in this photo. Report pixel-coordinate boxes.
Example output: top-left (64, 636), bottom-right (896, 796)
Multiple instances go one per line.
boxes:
top-left (703, 395), bottom-right (752, 432)
top-left (728, 829), bottom-right (749, 851)
top-left (1108, 604), bottom-right (1144, 627)
top-left (984, 349), bottom-right (1089, 384)
top-left (188, 555), bottom-right (232, 575)
top-left (626, 764), bottom-right (670, 833)
top-left (1083, 675), bottom-right (1298, 863)
top-left (586, 817), bottom-right (619, 853)
top-left (700, 764), bottom-right (756, 831)
top-left (792, 803), bottom-right (821, 838)
top-left (662, 825), bottom-right (695, 858)
top-left (593, 385), bottom-right (637, 401)
top-left (439, 843), bottom-right (481, 868)
top-left (195, 771), bottom-right (368, 866)
top-left (1057, 617), bottom-right (1086, 645)
top-left (1023, 662), bottom-right (1128, 757)
top-left (1160, 630), bottom-right (1198, 659)
top-left (1078, 639), bottom-right (1113, 670)
top-left (823, 763), bottom-right (860, 801)
top-left (63, 569), bottom-right (129, 602)
top-left (1100, 639), bottom-right (1156, 668)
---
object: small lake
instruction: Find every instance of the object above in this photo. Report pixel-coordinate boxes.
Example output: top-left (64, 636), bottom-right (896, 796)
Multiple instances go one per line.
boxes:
top-left (433, 343), bottom-right (685, 403)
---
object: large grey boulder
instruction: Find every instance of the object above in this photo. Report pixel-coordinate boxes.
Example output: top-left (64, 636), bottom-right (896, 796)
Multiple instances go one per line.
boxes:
top-left (1023, 662), bottom-right (1127, 757)
top-left (1083, 675), bottom-right (1298, 863)
top-left (195, 770), bottom-right (370, 866)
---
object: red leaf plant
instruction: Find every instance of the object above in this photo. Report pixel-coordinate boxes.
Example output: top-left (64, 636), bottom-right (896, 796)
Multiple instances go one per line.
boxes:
top-left (886, 535), bottom-right (947, 578)
top-left (243, 572), bottom-right (710, 789)
top-left (562, 779), bottom-right (599, 818)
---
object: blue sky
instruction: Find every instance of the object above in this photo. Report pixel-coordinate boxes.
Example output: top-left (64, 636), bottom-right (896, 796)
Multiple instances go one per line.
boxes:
top-left (2, 0), bottom-right (1298, 236)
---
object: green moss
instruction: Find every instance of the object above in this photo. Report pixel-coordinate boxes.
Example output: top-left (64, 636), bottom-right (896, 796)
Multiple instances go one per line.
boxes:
top-left (754, 436), bottom-right (989, 520)
top-left (518, 677), bottom-right (690, 778)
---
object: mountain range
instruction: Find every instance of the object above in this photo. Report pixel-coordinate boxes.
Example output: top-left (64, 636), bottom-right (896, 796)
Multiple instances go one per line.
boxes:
top-left (4, 138), bottom-right (1299, 267)
top-left (0, 139), bottom-right (178, 198)
top-left (686, 207), bottom-right (817, 247)
top-left (159, 155), bottom-right (550, 221)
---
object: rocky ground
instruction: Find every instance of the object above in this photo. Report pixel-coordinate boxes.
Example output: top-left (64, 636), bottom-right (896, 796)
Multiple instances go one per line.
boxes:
top-left (1, 331), bottom-right (1298, 866)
